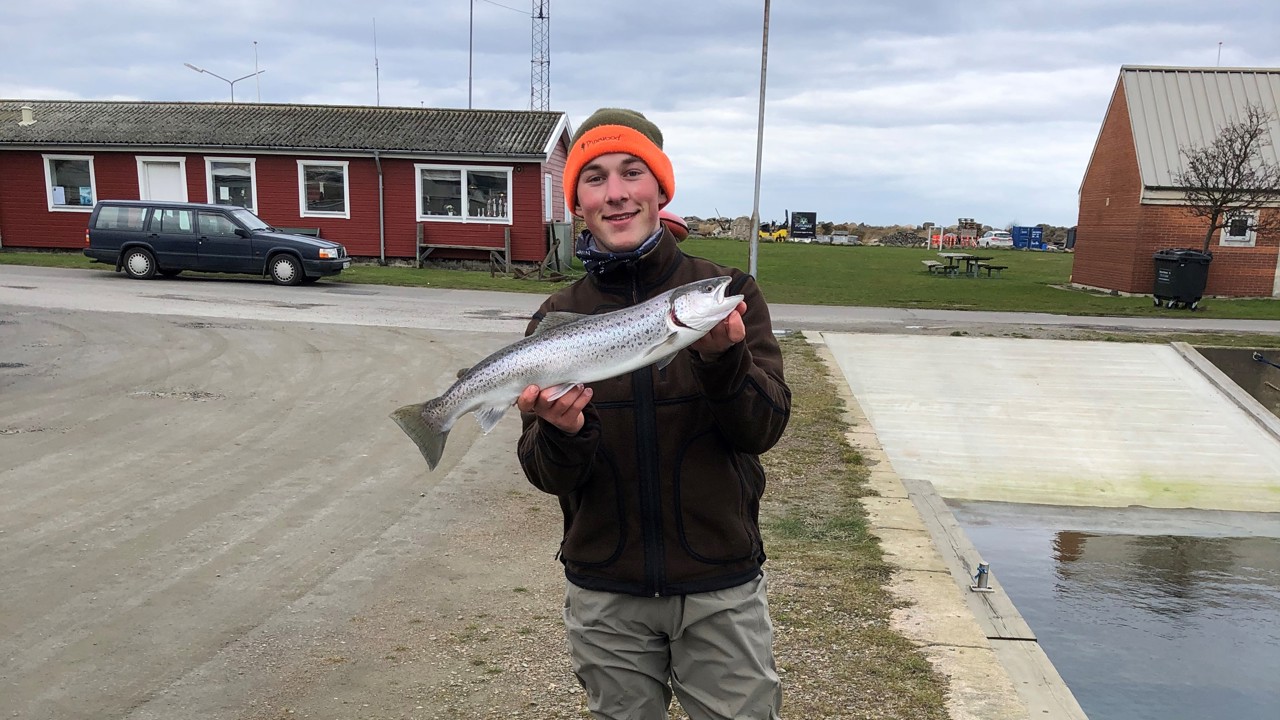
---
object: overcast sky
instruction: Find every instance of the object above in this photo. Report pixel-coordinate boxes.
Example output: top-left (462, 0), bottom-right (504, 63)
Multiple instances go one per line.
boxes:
top-left (4, 0), bottom-right (1279, 228)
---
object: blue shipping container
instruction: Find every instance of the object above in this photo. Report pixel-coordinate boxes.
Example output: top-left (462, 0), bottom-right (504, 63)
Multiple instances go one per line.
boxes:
top-left (1011, 225), bottom-right (1045, 250)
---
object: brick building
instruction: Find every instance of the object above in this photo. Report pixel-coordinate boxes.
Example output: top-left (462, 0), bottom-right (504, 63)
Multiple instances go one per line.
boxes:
top-left (1074, 66), bottom-right (1280, 298)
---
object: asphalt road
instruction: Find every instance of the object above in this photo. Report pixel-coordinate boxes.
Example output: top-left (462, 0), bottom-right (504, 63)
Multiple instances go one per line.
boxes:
top-left (4, 265), bottom-right (1280, 336)
top-left (1, 265), bottom-right (1278, 720)
top-left (1, 269), bottom-right (547, 719)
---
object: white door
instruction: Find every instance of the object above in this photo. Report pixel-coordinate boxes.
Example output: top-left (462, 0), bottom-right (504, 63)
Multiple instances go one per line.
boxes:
top-left (138, 158), bottom-right (187, 201)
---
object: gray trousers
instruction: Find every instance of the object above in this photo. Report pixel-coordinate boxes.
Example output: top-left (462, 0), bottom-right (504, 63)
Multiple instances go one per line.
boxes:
top-left (563, 574), bottom-right (783, 720)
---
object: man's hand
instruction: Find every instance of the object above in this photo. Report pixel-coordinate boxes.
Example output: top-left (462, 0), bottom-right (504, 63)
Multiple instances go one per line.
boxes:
top-left (517, 383), bottom-right (592, 435)
top-left (690, 301), bottom-right (747, 359)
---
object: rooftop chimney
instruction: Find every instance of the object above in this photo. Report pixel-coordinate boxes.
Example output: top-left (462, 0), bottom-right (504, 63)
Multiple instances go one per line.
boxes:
top-left (19, 105), bottom-right (35, 126)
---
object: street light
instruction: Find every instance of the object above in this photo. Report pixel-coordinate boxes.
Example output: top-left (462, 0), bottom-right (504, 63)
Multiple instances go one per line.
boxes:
top-left (184, 63), bottom-right (265, 103)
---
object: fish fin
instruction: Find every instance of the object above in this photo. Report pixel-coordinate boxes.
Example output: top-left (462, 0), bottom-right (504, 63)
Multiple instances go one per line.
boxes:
top-left (391, 403), bottom-right (450, 471)
top-left (455, 366), bottom-right (471, 379)
top-left (639, 332), bottom-right (683, 366)
top-left (533, 311), bottom-right (587, 335)
top-left (542, 383), bottom-right (581, 402)
top-left (474, 403), bottom-right (510, 433)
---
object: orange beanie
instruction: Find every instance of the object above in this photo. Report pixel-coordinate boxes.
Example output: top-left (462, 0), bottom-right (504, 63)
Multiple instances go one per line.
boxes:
top-left (564, 108), bottom-right (675, 214)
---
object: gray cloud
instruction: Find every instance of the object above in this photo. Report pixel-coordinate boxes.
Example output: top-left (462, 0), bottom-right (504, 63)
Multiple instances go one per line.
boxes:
top-left (2, 0), bottom-right (1278, 226)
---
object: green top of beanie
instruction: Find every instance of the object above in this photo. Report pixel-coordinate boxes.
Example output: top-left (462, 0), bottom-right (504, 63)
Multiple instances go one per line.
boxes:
top-left (573, 108), bottom-right (664, 149)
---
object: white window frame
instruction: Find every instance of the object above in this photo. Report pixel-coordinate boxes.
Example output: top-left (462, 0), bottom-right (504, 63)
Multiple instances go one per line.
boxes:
top-left (1219, 209), bottom-right (1258, 248)
top-left (544, 172), bottom-right (554, 221)
top-left (205, 157), bottom-right (259, 211)
top-left (297, 160), bottom-right (351, 219)
top-left (42, 154), bottom-right (97, 212)
top-left (135, 156), bottom-right (189, 202)
top-left (415, 163), bottom-right (514, 224)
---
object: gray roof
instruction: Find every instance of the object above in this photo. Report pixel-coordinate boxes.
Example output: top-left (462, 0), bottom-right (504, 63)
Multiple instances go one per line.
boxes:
top-left (1121, 65), bottom-right (1280, 189)
top-left (0, 100), bottom-right (567, 158)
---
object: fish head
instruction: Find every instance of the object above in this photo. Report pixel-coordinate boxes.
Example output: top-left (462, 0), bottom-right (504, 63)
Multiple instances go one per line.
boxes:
top-left (668, 276), bottom-right (744, 332)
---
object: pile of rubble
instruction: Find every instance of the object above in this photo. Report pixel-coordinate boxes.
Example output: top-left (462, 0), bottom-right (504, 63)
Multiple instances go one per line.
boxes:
top-left (876, 231), bottom-right (929, 247)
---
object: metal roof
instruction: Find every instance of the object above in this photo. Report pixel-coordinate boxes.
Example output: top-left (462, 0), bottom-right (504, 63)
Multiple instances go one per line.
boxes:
top-left (0, 100), bottom-right (568, 158)
top-left (1121, 65), bottom-right (1280, 189)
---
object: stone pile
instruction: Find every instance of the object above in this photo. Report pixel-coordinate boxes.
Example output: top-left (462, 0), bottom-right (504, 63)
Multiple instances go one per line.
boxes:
top-left (876, 231), bottom-right (929, 247)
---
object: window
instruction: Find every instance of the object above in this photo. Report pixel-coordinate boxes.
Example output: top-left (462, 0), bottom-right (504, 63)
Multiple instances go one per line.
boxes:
top-left (416, 164), bottom-right (513, 223)
top-left (154, 208), bottom-right (195, 234)
top-left (199, 212), bottom-right (240, 237)
top-left (206, 158), bottom-right (257, 210)
top-left (1219, 210), bottom-right (1257, 248)
top-left (298, 161), bottom-right (350, 218)
top-left (94, 205), bottom-right (147, 231)
top-left (544, 172), bottom-right (553, 221)
top-left (43, 155), bottom-right (96, 211)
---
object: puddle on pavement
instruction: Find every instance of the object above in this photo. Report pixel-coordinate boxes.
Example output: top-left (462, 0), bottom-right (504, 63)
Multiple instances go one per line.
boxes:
top-left (949, 500), bottom-right (1280, 720)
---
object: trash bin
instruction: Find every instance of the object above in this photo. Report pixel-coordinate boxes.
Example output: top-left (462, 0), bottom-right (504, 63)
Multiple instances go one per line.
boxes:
top-left (1152, 248), bottom-right (1213, 310)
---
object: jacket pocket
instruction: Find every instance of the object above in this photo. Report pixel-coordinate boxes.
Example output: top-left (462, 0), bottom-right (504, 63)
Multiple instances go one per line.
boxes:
top-left (558, 451), bottom-right (629, 567)
top-left (674, 431), bottom-right (758, 564)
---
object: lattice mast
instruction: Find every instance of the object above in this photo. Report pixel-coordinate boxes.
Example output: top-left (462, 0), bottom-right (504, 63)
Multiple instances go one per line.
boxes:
top-left (531, 0), bottom-right (550, 110)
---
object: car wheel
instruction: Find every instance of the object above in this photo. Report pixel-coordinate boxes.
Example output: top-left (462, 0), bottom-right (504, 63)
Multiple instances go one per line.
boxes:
top-left (158, 269), bottom-right (182, 278)
top-left (269, 254), bottom-right (304, 286)
top-left (122, 248), bottom-right (157, 279)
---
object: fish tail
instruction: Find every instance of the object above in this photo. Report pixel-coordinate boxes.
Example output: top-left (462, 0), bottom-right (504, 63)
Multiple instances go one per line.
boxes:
top-left (391, 401), bottom-right (450, 470)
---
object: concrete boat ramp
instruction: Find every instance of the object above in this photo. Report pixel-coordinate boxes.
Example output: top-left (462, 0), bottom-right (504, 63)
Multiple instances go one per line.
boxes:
top-left (812, 333), bottom-right (1280, 720)
top-left (822, 334), bottom-right (1280, 513)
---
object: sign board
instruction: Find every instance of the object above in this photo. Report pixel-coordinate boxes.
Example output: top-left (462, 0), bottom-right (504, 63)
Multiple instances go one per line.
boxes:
top-left (790, 211), bottom-right (817, 239)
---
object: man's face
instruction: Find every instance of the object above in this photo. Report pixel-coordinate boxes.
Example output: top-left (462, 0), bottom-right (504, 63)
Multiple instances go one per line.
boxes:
top-left (574, 152), bottom-right (668, 253)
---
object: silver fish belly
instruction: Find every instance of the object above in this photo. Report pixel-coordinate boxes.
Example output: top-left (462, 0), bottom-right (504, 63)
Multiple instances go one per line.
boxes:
top-left (391, 276), bottom-right (741, 470)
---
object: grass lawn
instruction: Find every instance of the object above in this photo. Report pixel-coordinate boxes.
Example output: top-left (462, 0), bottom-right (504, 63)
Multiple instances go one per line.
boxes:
top-left (5, 240), bottom-right (1279, 320)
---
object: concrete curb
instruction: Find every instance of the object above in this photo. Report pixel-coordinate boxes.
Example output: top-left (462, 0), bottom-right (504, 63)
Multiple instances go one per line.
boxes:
top-left (1171, 341), bottom-right (1280, 444)
top-left (807, 333), bottom-right (1087, 720)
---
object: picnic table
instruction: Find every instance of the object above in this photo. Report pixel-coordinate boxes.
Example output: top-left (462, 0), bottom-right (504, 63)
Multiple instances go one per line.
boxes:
top-left (931, 252), bottom-right (1007, 278)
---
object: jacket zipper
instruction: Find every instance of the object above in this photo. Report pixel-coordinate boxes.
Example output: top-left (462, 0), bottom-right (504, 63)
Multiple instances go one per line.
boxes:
top-left (631, 275), bottom-right (665, 597)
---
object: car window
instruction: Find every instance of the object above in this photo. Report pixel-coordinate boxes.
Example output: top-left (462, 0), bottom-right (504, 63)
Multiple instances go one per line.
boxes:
top-left (229, 207), bottom-right (270, 231)
top-left (199, 212), bottom-right (240, 237)
top-left (154, 208), bottom-right (195, 234)
top-left (95, 205), bottom-right (147, 231)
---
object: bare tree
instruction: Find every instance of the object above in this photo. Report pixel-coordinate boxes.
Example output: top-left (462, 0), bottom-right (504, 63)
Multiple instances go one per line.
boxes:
top-left (1173, 104), bottom-right (1280, 253)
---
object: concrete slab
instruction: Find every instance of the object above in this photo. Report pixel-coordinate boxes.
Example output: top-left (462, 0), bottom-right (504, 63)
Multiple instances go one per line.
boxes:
top-left (820, 333), bottom-right (1280, 512)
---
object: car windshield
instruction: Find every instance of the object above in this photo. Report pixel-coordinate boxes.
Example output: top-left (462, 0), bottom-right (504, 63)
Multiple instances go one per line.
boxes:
top-left (229, 207), bottom-right (271, 231)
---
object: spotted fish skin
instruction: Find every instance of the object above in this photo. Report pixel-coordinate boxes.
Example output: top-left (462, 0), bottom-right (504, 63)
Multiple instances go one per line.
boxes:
top-left (392, 276), bottom-right (742, 470)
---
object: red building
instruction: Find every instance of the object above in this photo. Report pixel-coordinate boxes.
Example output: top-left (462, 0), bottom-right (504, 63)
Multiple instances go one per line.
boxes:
top-left (1074, 66), bottom-right (1280, 298)
top-left (0, 100), bottom-right (572, 264)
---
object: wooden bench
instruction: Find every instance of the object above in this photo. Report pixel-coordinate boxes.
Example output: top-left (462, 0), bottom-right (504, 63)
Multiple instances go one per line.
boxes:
top-left (975, 263), bottom-right (1008, 277)
top-left (277, 226), bottom-right (322, 237)
top-left (416, 224), bottom-right (511, 276)
top-left (922, 259), bottom-right (956, 276)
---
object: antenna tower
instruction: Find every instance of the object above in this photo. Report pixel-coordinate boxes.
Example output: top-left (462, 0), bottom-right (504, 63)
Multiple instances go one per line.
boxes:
top-left (531, 0), bottom-right (550, 110)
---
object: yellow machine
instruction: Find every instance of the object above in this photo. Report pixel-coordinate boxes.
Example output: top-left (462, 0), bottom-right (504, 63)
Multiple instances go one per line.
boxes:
top-left (758, 221), bottom-right (789, 242)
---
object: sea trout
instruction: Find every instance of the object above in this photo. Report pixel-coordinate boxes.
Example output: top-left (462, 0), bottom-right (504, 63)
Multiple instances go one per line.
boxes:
top-left (392, 276), bottom-right (743, 470)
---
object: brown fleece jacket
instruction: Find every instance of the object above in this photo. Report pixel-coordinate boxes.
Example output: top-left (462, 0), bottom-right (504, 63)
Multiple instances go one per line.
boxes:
top-left (517, 228), bottom-right (791, 597)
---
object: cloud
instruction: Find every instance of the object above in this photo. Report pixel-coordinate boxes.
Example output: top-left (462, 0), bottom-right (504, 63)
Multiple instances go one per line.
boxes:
top-left (3, 0), bottom-right (1279, 227)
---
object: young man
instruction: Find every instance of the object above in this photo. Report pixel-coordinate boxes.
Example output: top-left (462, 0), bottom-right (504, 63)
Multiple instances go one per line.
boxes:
top-left (515, 108), bottom-right (791, 720)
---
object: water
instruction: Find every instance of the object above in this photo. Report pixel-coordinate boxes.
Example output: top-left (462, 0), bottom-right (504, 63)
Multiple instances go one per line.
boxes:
top-left (948, 501), bottom-right (1280, 720)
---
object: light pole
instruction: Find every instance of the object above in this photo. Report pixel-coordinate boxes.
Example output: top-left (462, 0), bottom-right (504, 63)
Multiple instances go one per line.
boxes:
top-left (184, 63), bottom-right (265, 103)
top-left (748, 0), bottom-right (771, 278)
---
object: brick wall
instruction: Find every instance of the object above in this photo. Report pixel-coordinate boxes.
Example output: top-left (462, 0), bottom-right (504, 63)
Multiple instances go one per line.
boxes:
top-left (1074, 80), bottom-right (1145, 291)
